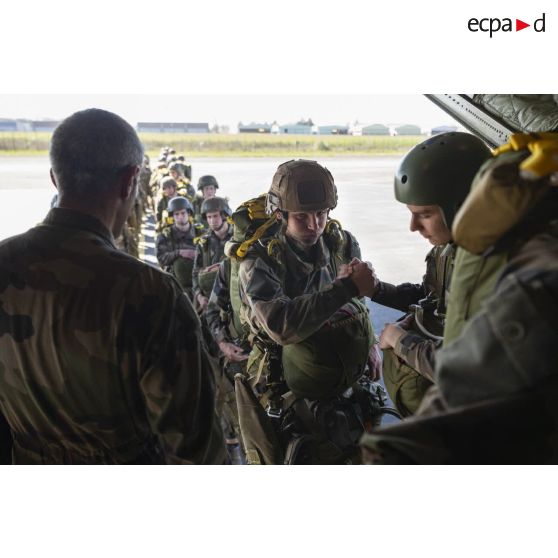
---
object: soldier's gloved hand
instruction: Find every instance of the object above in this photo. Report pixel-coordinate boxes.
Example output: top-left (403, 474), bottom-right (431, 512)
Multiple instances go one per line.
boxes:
top-left (366, 344), bottom-right (382, 381)
top-left (348, 260), bottom-right (379, 298)
top-left (179, 248), bottom-right (196, 259)
top-left (219, 341), bottom-right (249, 362)
top-left (197, 294), bottom-right (209, 310)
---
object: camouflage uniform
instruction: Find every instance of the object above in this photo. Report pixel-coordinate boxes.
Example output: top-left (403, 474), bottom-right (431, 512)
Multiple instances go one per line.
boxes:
top-left (205, 260), bottom-right (248, 463)
top-left (206, 259), bottom-right (246, 347)
top-left (155, 224), bottom-right (197, 296)
top-left (361, 135), bottom-right (558, 464)
top-left (361, 222), bottom-right (558, 464)
top-left (374, 243), bottom-right (455, 383)
top-left (192, 195), bottom-right (205, 225)
top-left (0, 207), bottom-right (225, 464)
top-left (156, 195), bottom-right (172, 225)
top-left (192, 224), bottom-right (233, 302)
top-left (239, 225), bottom-right (362, 349)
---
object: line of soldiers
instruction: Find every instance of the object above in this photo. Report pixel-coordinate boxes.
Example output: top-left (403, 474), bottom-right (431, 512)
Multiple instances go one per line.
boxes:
top-left (4, 110), bottom-right (556, 465)
top-left (160, 131), bottom-right (558, 465)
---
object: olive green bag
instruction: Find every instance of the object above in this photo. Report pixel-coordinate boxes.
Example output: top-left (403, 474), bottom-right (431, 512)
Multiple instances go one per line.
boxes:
top-left (282, 299), bottom-right (373, 400)
top-left (382, 343), bottom-right (433, 418)
top-left (198, 268), bottom-right (218, 297)
top-left (171, 258), bottom-right (194, 289)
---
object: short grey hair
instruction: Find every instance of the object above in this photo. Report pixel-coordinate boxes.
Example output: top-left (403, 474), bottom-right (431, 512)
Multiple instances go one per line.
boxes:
top-left (50, 108), bottom-right (144, 200)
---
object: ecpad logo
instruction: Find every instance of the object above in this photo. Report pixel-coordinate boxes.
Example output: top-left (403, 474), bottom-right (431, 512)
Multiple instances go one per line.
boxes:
top-left (468, 13), bottom-right (546, 37)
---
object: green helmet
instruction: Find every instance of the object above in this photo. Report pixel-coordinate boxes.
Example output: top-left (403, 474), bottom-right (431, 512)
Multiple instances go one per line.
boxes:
top-left (167, 196), bottom-right (193, 215)
top-left (197, 175), bottom-right (219, 191)
top-left (266, 159), bottom-right (338, 214)
top-left (201, 196), bottom-right (232, 219)
top-left (394, 132), bottom-right (491, 228)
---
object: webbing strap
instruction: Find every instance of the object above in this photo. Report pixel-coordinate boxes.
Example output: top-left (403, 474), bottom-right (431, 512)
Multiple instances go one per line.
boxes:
top-left (236, 216), bottom-right (279, 259)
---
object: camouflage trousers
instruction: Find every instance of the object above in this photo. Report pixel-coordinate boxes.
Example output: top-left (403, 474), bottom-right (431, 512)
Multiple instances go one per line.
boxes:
top-left (382, 349), bottom-right (433, 418)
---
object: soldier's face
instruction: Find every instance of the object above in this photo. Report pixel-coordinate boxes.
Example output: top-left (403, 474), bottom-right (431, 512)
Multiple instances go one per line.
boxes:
top-left (206, 211), bottom-right (224, 231)
top-left (286, 210), bottom-right (328, 246)
top-left (170, 170), bottom-right (179, 180)
top-left (407, 204), bottom-right (451, 246)
top-left (203, 185), bottom-right (216, 199)
top-left (173, 209), bottom-right (190, 227)
top-left (163, 186), bottom-right (176, 198)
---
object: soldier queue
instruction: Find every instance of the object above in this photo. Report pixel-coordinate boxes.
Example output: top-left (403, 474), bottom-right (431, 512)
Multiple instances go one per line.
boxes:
top-left (0, 107), bottom-right (557, 464)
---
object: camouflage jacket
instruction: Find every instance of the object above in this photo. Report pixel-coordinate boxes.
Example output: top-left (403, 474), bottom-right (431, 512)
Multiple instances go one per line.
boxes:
top-left (361, 222), bottom-right (558, 464)
top-left (156, 196), bottom-right (171, 224)
top-left (205, 260), bottom-right (232, 345)
top-left (0, 208), bottom-right (225, 464)
top-left (238, 225), bottom-right (361, 346)
top-left (192, 225), bottom-right (233, 299)
top-left (373, 243), bottom-right (455, 381)
top-left (155, 224), bottom-right (197, 269)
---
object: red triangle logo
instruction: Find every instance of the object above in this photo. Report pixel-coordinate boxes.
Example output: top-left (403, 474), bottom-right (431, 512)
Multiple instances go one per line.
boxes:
top-left (516, 19), bottom-right (530, 31)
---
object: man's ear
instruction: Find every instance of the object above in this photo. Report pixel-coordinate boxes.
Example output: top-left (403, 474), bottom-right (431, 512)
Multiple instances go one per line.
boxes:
top-left (50, 169), bottom-right (58, 190)
top-left (119, 165), bottom-right (140, 200)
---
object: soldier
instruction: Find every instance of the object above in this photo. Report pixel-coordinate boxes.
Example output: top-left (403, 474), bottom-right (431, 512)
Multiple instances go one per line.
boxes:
top-left (192, 196), bottom-right (233, 312)
top-left (193, 175), bottom-right (219, 224)
top-left (156, 176), bottom-right (178, 228)
top-left (0, 108), bottom-right (225, 464)
top-left (236, 159), bottom-right (383, 464)
top-left (155, 196), bottom-right (198, 298)
top-left (176, 154), bottom-right (192, 181)
top-left (361, 132), bottom-right (558, 464)
top-left (168, 162), bottom-right (196, 202)
top-left (373, 133), bottom-right (491, 416)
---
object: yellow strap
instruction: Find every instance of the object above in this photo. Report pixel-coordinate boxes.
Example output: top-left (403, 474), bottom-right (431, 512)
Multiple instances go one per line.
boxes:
top-left (493, 132), bottom-right (558, 180)
top-left (236, 216), bottom-right (279, 259)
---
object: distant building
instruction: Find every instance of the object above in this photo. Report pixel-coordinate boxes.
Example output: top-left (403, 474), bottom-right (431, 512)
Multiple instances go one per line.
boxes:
top-left (431, 125), bottom-right (458, 135)
top-left (238, 122), bottom-right (272, 133)
top-left (0, 119), bottom-right (18, 131)
top-left (136, 122), bottom-right (209, 133)
top-left (0, 119), bottom-right (35, 131)
top-left (280, 119), bottom-right (316, 134)
top-left (31, 120), bottom-right (60, 132)
top-left (394, 124), bottom-right (423, 136)
top-left (362, 123), bottom-right (390, 136)
top-left (318, 125), bottom-right (349, 135)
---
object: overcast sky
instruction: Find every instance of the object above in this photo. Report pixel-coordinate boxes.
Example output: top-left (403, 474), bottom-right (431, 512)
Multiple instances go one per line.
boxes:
top-left (0, 94), bottom-right (460, 131)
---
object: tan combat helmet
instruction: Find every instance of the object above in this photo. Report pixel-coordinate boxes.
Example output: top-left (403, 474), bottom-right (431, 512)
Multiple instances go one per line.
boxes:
top-left (266, 159), bottom-right (338, 214)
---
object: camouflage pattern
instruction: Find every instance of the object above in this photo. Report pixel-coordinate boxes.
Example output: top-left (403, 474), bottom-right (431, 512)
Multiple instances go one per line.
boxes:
top-left (192, 224), bottom-right (233, 300)
top-left (205, 260), bottom-right (235, 345)
top-left (155, 224), bottom-right (197, 268)
top-left (374, 243), bottom-right (455, 382)
top-left (361, 218), bottom-right (558, 464)
top-left (192, 195), bottom-right (206, 225)
top-left (0, 208), bottom-right (225, 464)
top-left (201, 260), bottom-right (248, 464)
top-left (156, 224), bottom-right (198, 295)
top-left (267, 159), bottom-right (338, 213)
top-left (238, 224), bottom-right (362, 348)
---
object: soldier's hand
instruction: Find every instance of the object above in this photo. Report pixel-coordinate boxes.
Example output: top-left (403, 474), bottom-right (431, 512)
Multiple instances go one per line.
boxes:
top-left (219, 341), bottom-right (249, 362)
top-left (349, 260), bottom-right (379, 298)
top-left (197, 294), bottom-right (209, 310)
top-left (336, 263), bottom-right (353, 280)
top-left (204, 263), bottom-right (221, 273)
top-left (179, 248), bottom-right (196, 259)
top-left (379, 323), bottom-right (406, 350)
